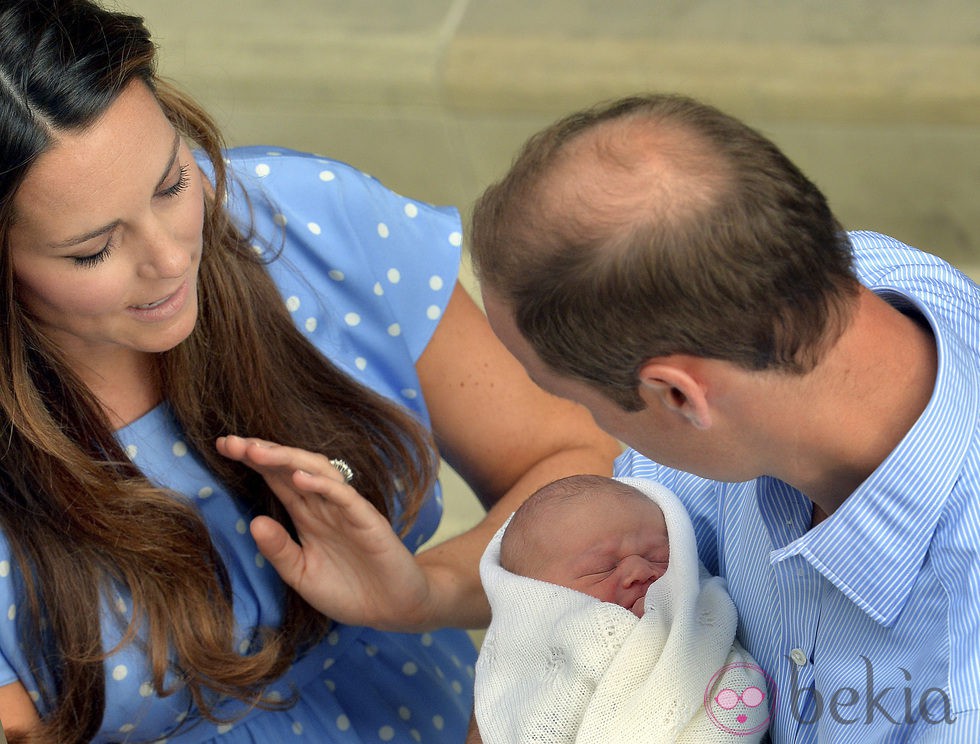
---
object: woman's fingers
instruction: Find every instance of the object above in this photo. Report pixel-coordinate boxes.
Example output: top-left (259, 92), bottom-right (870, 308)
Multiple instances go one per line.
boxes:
top-left (216, 435), bottom-right (350, 483)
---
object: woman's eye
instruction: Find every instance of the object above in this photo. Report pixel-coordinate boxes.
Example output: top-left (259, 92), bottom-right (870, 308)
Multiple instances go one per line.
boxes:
top-left (72, 241), bottom-right (113, 268)
top-left (159, 164), bottom-right (190, 198)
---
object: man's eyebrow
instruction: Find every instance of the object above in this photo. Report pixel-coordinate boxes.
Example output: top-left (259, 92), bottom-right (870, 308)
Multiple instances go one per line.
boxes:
top-left (49, 131), bottom-right (181, 250)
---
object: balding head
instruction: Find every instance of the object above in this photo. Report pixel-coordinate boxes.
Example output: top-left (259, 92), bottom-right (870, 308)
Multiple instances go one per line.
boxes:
top-left (471, 94), bottom-right (858, 410)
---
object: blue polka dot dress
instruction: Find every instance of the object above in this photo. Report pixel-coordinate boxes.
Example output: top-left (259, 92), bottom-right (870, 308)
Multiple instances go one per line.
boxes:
top-left (0, 147), bottom-right (476, 742)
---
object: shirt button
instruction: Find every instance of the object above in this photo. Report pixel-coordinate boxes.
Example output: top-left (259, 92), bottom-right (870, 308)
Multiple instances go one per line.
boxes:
top-left (790, 648), bottom-right (809, 666)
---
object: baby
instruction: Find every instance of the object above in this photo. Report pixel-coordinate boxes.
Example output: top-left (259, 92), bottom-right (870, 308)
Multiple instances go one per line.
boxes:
top-left (475, 475), bottom-right (770, 744)
top-left (499, 475), bottom-right (670, 618)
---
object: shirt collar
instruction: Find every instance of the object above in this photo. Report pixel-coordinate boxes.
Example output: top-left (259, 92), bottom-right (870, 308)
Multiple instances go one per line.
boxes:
top-left (772, 286), bottom-right (979, 626)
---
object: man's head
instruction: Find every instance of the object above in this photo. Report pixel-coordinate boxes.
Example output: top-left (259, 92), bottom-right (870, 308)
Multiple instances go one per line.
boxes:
top-left (470, 94), bottom-right (859, 412)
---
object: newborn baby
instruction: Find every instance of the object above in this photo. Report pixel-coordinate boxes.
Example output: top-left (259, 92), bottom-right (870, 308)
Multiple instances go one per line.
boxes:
top-left (475, 474), bottom-right (770, 743)
top-left (499, 475), bottom-right (670, 618)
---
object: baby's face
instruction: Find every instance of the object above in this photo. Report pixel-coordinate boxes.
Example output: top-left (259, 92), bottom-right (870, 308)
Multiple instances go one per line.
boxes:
top-left (534, 494), bottom-right (669, 617)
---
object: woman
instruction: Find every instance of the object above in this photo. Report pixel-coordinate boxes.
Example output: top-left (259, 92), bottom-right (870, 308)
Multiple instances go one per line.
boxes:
top-left (0, 1), bottom-right (619, 741)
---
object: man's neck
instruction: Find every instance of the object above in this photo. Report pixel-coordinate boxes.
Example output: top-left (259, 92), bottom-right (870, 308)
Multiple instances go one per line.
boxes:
top-left (764, 287), bottom-right (938, 518)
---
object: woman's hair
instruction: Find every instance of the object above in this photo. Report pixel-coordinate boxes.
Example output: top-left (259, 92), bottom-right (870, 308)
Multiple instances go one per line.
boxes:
top-left (470, 94), bottom-right (859, 410)
top-left (0, 1), bottom-right (437, 741)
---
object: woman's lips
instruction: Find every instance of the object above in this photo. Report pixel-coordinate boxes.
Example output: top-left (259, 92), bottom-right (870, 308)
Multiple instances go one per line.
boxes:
top-left (127, 280), bottom-right (189, 321)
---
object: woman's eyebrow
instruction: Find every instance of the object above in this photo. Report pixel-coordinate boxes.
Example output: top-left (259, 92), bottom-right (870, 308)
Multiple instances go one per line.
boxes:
top-left (154, 130), bottom-right (182, 190)
top-left (49, 131), bottom-right (182, 250)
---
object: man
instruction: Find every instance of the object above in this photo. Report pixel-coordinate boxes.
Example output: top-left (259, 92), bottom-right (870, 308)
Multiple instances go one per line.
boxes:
top-left (469, 94), bottom-right (980, 742)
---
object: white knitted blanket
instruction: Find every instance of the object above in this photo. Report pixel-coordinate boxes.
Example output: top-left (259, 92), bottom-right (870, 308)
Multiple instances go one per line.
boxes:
top-left (475, 477), bottom-right (769, 743)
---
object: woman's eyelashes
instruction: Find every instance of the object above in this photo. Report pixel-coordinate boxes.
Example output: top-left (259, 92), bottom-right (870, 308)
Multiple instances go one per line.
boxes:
top-left (73, 239), bottom-right (115, 268)
top-left (160, 163), bottom-right (190, 198)
top-left (71, 164), bottom-right (189, 268)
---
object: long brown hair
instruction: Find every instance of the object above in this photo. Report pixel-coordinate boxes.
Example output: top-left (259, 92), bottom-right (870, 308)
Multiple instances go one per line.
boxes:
top-left (0, 2), bottom-right (437, 741)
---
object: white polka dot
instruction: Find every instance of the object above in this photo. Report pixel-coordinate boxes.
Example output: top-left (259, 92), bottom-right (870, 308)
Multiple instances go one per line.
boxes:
top-left (399, 706), bottom-right (412, 721)
top-left (273, 213), bottom-right (288, 227)
top-left (404, 203), bottom-right (419, 218)
top-left (307, 222), bottom-right (321, 235)
top-left (379, 725), bottom-right (395, 741)
top-left (292, 722), bottom-right (303, 735)
top-left (198, 487), bottom-right (213, 499)
top-left (364, 644), bottom-right (379, 657)
top-left (266, 151), bottom-right (283, 157)
top-left (112, 665), bottom-right (128, 681)
top-left (452, 680), bottom-right (463, 694)
top-left (336, 714), bottom-right (351, 731)
top-left (0, 561), bottom-right (9, 578)
top-left (176, 712), bottom-right (188, 723)
top-left (355, 357), bottom-right (368, 371)
top-left (451, 654), bottom-right (462, 668)
top-left (304, 317), bottom-right (317, 332)
top-left (251, 243), bottom-right (264, 255)
top-left (255, 164), bottom-right (270, 178)
top-left (238, 638), bottom-right (250, 654)
top-left (28, 690), bottom-right (39, 702)
top-left (125, 444), bottom-right (138, 460)
top-left (7, 604), bottom-right (15, 621)
top-left (410, 731), bottom-right (421, 742)
top-left (427, 305), bottom-right (441, 320)
top-left (139, 682), bottom-right (154, 698)
top-left (433, 715), bottom-right (445, 730)
top-left (286, 295), bottom-right (301, 312)
top-left (377, 223), bottom-right (390, 239)
top-left (328, 630), bottom-right (341, 646)
top-left (401, 389), bottom-right (418, 400)
top-left (328, 269), bottom-right (345, 281)
top-left (216, 723), bottom-right (233, 734)
top-left (119, 723), bottom-right (135, 733)
top-left (324, 678), bottom-right (337, 692)
top-left (402, 661), bottom-right (418, 676)
top-left (466, 664), bottom-right (475, 678)
top-left (373, 282), bottom-right (384, 296)
top-left (429, 276), bottom-right (444, 291)
top-left (172, 441), bottom-right (188, 457)
top-left (323, 658), bottom-right (335, 670)
top-left (420, 633), bottom-right (433, 646)
top-left (115, 596), bottom-right (127, 614)
top-left (387, 268), bottom-right (401, 284)
top-left (387, 323), bottom-right (401, 337)
top-left (319, 170), bottom-right (336, 182)
top-left (449, 231), bottom-right (462, 247)
top-left (345, 313), bottom-right (361, 327)
top-left (254, 554), bottom-right (266, 568)
top-left (235, 519), bottom-right (247, 535)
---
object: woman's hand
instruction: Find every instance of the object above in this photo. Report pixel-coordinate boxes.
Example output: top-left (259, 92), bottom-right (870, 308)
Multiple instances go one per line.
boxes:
top-left (215, 435), bottom-right (434, 631)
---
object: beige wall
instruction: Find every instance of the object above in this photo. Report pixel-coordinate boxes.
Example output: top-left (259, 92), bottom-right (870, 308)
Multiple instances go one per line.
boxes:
top-left (122, 0), bottom-right (980, 540)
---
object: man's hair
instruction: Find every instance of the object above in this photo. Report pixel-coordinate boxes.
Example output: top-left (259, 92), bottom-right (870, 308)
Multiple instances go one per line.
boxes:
top-left (470, 93), bottom-right (859, 410)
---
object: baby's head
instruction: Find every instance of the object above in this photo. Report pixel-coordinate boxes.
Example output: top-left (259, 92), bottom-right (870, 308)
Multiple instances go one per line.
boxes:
top-left (500, 475), bottom-right (669, 617)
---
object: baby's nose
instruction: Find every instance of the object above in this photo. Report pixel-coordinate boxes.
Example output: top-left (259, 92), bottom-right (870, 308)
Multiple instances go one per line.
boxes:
top-left (619, 555), bottom-right (657, 586)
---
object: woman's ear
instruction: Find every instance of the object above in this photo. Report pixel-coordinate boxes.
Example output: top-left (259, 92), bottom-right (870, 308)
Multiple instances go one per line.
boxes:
top-left (637, 359), bottom-right (712, 430)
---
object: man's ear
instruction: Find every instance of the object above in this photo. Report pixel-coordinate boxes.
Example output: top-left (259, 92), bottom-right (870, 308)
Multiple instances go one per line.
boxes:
top-left (637, 359), bottom-right (712, 430)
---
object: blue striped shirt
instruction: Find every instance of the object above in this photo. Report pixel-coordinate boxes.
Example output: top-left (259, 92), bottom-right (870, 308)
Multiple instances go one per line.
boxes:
top-left (615, 232), bottom-right (980, 742)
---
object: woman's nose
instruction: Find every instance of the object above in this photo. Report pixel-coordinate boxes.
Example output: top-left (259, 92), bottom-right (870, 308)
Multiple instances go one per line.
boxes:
top-left (138, 233), bottom-right (192, 279)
